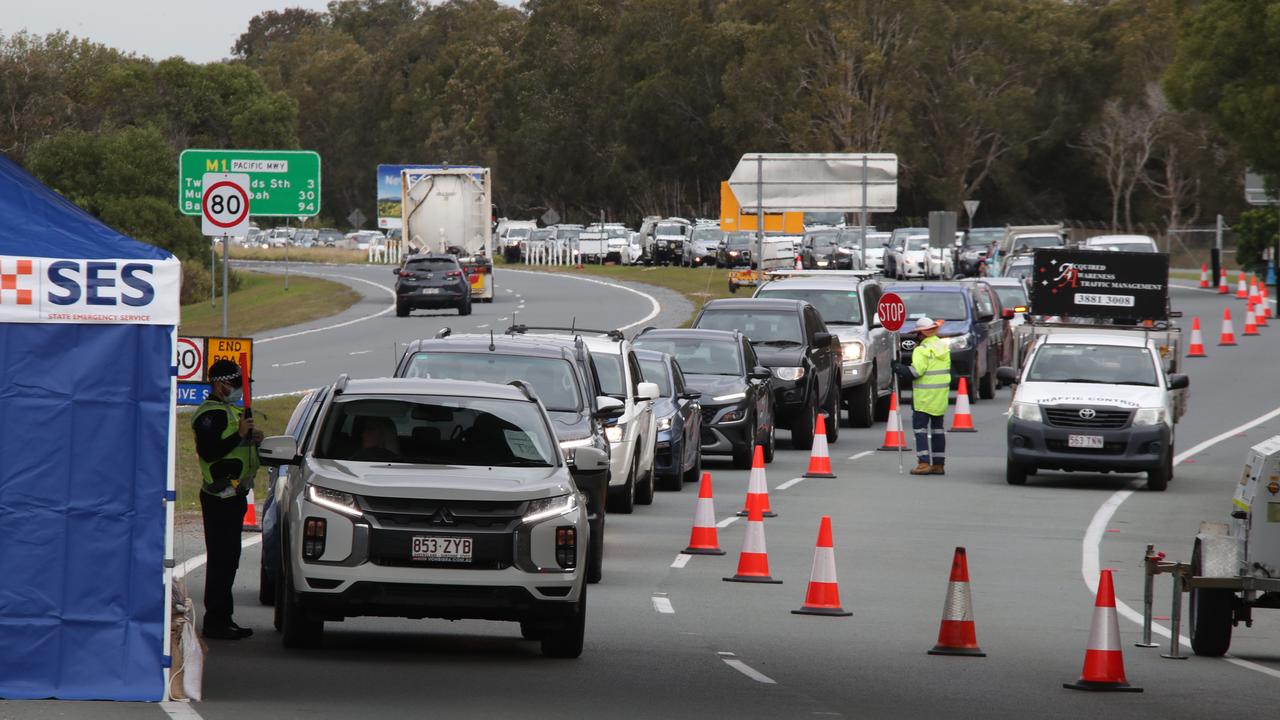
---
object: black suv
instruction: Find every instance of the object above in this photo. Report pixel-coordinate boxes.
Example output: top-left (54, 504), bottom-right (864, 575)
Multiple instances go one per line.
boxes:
top-left (394, 332), bottom-right (620, 583)
top-left (393, 254), bottom-right (472, 317)
top-left (884, 282), bottom-right (1009, 402)
top-left (634, 328), bottom-right (776, 469)
top-left (692, 298), bottom-right (840, 450)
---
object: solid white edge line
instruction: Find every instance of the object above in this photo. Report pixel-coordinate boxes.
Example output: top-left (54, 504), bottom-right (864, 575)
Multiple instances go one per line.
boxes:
top-left (776, 477), bottom-right (805, 491)
top-left (652, 596), bottom-right (675, 614)
top-left (161, 700), bottom-right (205, 719)
top-left (1084, 403), bottom-right (1280, 681)
top-left (501, 268), bottom-right (662, 331)
top-left (721, 657), bottom-right (777, 685)
top-left (848, 450), bottom-right (875, 461)
top-left (253, 273), bottom-right (397, 344)
top-left (716, 516), bottom-right (740, 529)
top-left (671, 553), bottom-right (692, 569)
top-left (175, 535), bottom-right (263, 580)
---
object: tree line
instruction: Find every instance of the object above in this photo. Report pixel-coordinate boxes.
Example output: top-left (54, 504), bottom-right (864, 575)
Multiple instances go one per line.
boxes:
top-left (1, 0), bottom-right (1277, 288)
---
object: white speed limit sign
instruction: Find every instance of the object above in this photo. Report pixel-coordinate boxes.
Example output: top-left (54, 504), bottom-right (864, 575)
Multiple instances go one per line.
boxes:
top-left (201, 173), bottom-right (251, 237)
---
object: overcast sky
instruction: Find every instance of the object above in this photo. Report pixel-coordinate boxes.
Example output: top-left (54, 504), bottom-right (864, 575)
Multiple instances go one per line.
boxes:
top-left (5, 1), bottom-right (344, 63)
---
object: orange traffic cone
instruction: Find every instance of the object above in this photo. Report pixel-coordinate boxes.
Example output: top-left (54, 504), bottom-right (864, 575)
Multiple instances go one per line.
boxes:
top-left (1198, 263), bottom-right (1209, 288)
top-left (1064, 569), bottom-right (1142, 692)
top-left (1243, 303), bottom-right (1259, 336)
top-left (1236, 272), bottom-right (1248, 298)
top-left (879, 392), bottom-right (907, 450)
top-left (1186, 317), bottom-right (1206, 357)
top-left (683, 472), bottom-right (725, 555)
top-left (723, 499), bottom-right (781, 584)
top-left (1218, 269), bottom-right (1229, 294)
top-left (795, 255), bottom-right (804, 270)
top-left (949, 377), bottom-right (976, 433)
top-left (803, 413), bottom-right (836, 478)
top-left (1219, 308), bottom-right (1237, 346)
top-left (792, 516), bottom-right (851, 616)
top-left (928, 547), bottom-right (985, 657)
top-left (1258, 300), bottom-right (1269, 327)
top-left (1263, 285), bottom-right (1273, 319)
top-left (737, 445), bottom-right (776, 517)
top-left (1250, 278), bottom-right (1262, 305)
top-left (242, 487), bottom-right (261, 532)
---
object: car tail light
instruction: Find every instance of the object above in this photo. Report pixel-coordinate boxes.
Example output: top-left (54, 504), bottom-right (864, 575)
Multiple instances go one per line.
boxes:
top-left (445, 270), bottom-right (462, 279)
top-left (303, 518), bottom-right (327, 560)
top-left (398, 271), bottom-right (414, 278)
top-left (555, 526), bottom-right (577, 569)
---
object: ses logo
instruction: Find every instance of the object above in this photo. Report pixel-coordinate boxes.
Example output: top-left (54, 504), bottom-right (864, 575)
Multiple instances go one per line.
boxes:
top-left (0, 256), bottom-right (180, 325)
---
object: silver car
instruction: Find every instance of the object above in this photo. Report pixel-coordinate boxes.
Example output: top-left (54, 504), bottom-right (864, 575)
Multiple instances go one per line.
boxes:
top-left (258, 376), bottom-right (605, 658)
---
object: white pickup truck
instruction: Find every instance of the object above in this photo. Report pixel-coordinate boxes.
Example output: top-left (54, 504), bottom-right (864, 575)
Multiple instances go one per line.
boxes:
top-left (999, 328), bottom-right (1189, 491)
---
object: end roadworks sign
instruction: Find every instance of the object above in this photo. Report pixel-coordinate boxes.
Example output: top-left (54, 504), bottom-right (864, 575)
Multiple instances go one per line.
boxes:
top-left (180, 149), bottom-right (321, 217)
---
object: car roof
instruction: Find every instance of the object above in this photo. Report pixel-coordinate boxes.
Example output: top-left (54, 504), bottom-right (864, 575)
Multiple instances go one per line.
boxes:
top-left (1085, 234), bottom-right (1155, 244)
top-left (404, 253), bottom-right (458, 262)
top-left (637, 328), bottom-right (740, 343)
top-left (341, 377), bottom-right (531, 400)
top-left (633, 348), bottom-right (670, 363)
top-left (966, 277), bottom-right (1025, 287)
top-left (1042, 333), bottom-right (1150, 348)
top-left (406, 335), bottom-right (580, 360)
top-left (884, 282), bottom-right (967, 293)
top-left (757, 276), bottom-right (873, 291)
top-left (701, 298), bottom-right (806, 312)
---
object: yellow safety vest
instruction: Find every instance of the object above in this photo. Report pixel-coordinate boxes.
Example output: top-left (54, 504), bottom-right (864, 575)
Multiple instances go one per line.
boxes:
top-left (911, 336), bottom-right (952, 416)
top-left (192, 399), bottom-right (260, 498)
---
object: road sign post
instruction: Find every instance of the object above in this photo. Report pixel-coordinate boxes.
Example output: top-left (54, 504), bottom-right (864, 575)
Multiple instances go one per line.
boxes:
top-left (181, 150), bottom-right (321, 218)
top-left (877, 293), bottom-right (907, 475)
top-left (201, 172), bottom-right (251, 337)
top-left (963, 200), bottom-right (980, 230)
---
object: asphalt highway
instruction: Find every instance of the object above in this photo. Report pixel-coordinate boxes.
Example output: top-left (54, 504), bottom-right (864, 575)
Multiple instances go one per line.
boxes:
top-left (5, 270), bottom-right (1279, 719)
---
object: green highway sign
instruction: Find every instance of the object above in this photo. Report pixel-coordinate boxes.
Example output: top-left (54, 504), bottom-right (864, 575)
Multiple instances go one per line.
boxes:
top-left (179, 149), bottom-right (321, 217)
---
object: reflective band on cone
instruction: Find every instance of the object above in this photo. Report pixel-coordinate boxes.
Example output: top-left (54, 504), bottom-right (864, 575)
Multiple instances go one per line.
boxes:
top-left (683, 472), bottom-right (725, 555)
top-left (737, 445), bottom-right (776, 517)
top-left (792, 516), bottom-right (851, 616)
top-left (949, 377), bottom-right (976, 432)
top-left (928, 547), bottom-right (985, 657)
top-left (1237, 272), bottom-right (1248, 299)
top-left (723, 500), bottom-right (781, 584)
top-left (242, 488), bottom-right (260, 532)
top-left (1064, 569), bottom-right (1142, 692)
top-left (1219, 308), bottom-right (1237, 346)
top-left (1186, 317), bottom-right (1206, 357)
top-left (1249, 279), bottom-right (1262, 307)
top-left (1198, 264), bottom-right (1209, 288)
top-left (803, 413), bottom-right (836, 478)
top-left (879, 392), bottom-right (907, 450)
top-left (1218, 269), bottom-right (1229, 294)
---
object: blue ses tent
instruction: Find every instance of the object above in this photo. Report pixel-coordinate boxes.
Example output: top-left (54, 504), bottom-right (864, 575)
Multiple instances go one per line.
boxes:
top-left (0, 155), bottom-right (181, 701)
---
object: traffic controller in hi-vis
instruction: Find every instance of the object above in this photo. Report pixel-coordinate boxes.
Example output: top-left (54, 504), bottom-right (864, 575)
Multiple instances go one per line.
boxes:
top-left (175, 335), bottom-right (252, 406)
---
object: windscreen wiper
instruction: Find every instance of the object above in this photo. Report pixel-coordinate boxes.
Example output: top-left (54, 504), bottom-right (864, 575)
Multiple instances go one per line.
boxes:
top-left (754, 339), bottom-right (802, 346)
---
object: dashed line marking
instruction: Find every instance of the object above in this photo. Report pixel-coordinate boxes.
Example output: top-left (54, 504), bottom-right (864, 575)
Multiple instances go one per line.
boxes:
top-left (477, 324), bottom-right (490, 328)
top-left (348, 350), bottom-right (371, 356)
top-left (847, 450), bottom-right (874, 461)
top-left (716, 516), bottom-right (740, 529)
top-left (271, 360), bottom-right (306, 368)
top-left (671, 553), bottom-right (692, 569)
top-left (162, 701), bottom-right (205, 720)
top-left (652, 596), bottom-right (674, 614)
top-left (718, 652), bottom-right (776, 684)
top-left (776, 477), bottom-right (805, 491)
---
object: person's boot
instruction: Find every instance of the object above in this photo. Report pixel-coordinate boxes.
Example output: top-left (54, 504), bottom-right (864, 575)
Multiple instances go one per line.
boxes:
top-left (930, 464), bottom-right (946, 475)
top-left (909, 462), bottom-right (933, 475)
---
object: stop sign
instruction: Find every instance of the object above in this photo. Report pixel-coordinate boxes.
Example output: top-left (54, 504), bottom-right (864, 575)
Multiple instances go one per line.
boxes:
top-left (877, 292), bottom-right (907, 332)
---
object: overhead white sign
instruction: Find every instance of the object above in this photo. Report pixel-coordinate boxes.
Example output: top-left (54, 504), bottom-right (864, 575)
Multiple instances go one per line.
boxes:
top-left (728, 153), bottom-right (898, 212)
top-left (0, 255), bottom-right (181, 325)
top-left (201, 173), bottom-right (252, 237)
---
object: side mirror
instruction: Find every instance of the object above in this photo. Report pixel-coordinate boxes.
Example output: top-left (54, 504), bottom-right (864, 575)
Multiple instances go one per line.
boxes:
top-left (258, 435), bottom-right (299, 467)
top-left (812, 331), bottom-right (834, 348)
top-left (1001, 308), bottom-right (1015, 320)
top-left (594, 396), bottom-right (625, 421)
top-left (1168, 374), bottom-right (1190, 390)
top-left (570, 446), bottom-right (609, 473)
top-left (977, 313), bottom-right (995, 323)
top-left (749, 367), bottom-right (773, 382)
top-left (637, 382), bottom-right (661, 401)
top-left (995, 367), bottom-right (1018, 385)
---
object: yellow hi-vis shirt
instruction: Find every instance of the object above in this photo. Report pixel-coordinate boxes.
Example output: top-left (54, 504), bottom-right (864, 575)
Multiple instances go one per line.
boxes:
top-left (910, 335), bottom-right (951, 416)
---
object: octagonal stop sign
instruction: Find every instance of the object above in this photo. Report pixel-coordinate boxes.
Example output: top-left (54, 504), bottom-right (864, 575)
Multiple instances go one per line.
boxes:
top-left (877, 292), bottom-right (906, 332)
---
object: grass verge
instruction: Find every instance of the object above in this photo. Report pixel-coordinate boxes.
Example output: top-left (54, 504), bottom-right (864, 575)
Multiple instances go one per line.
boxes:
top-left (180, 270), bottom-right (360, 337)
top-left (175, 395), bottom-right (305, 513)
top-left (511, 263), bottom-right (742, 323)
top-left (229, 246), bottom-right (368, 264)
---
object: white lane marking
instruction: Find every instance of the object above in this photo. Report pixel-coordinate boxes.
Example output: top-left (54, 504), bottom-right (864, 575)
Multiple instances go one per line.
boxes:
top-left (501, 268), bottom-right (662, 331)
top-left (499, 317), bottom-right (508, 321)
top-left (776, 477), bottom-right (805, 491)
top-left (477, 324), bottom-right (490, 328)
top-left (652, 596), bottom-right (675, 614)
top-left (671, 553), bottom-right (692, 568)
top-left (254, 389), bottom-right (310, 401)
top-left (1084, 403), bottom-right (1280, 681)
top-left (162, 701), bottom-right (205, 719)
top-left (718, 652), bottom-right (777, 684)
top-left (716, 516), bottom-right (740, 528)
top-left (348, 350), bottom-right (371, 356)
top-left (255, 274), bottom-right (396, 344)
top-left (271, 360), bottom-right (306, 368)
top-left (848, 450), bottom-right (874, 461)
top-left (175, 535), bottom-right (263, 580)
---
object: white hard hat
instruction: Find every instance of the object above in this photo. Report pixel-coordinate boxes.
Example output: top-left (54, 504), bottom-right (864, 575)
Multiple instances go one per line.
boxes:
top-left (914, 316), bottom-right (941, 332)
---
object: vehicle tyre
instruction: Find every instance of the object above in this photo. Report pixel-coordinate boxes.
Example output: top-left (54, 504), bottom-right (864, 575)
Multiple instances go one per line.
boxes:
top-left (458, 297), bottom-right (472, 316)
top-left (824, 386), bottom-right (840, 444)
top-left (967, 369), bottom-right (979, 403)
top-left (978, 358), bottom-right (996, 400)
top-left (791, 397), bottom-right (817, 451)
top-left (1006, 457), bottom-right (1029, 486)
top-left (279, 543), bottom-right (323, 649)
top-left (1147, 451), bottom-right (1172, 492)
top-left (658, 445), bottom-right (684, 491)
top-left (682, 448), bottom-right (702, 483)
top-left (606, 456), bottom-right (637, 514)
top-left (258, 562), bottom-right (275, 606)
top-left (396, 302), bottom-right (409, 318)
top-left (520, 620), bottom-right (543, 641)
top-left (636, 454), bottom-right (656, 505)
top-left (1190, 544), bottom-right (1234, 657)
top-left (541, 585), bottom-right (586, 659)
top-left (761, 421), bottom-right (776, 463)
top-left (849, 381), bottom-right (875, 428)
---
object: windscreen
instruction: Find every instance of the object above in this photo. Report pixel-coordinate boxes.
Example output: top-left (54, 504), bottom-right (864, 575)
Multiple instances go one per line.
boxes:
top-left (655, 223), bottom-right (688, 237)
top-left (634, 338), bottom-right (741, 376)
top-left (992, 285), bottom-right (1028, 309)
top-left (965, 229), bottom-right (1003, 245)
top-left (727, 233), bottom-right (754, 248)
top-left (696, 310), bottom-right (803, 345)
top-left (403, 353), bottom-right (582, 412)
top-left (808, 233), bottom-right (839, 251)
top-left (1005, 259), bottom-right (1034, 278)
top-left (315, 395), bottom-right (557, 466)
top-left (1011, 235), bottom-right (1062, 252)
top-left (757, 288), bottom-right (861, 325)
top-left (692, 227), bottom-right (724, 243)
top-left (1026, 344), bottom-right (1157, 386)
top-left (906, 236), bottom-right (930, 251)
top-left (506, 227), bottom-right (531, 239)
top-left (591, 352), bottom-right (626, 397)
top-left (638, 359), bottom-right (671, 395)
top-left (891, 291), bottom-right (968, 321)
top-left (1096, 241), bottom-right (1157, 253)
top-left (837, 230), bottom-right (864, 248)
top-left (405, 258), bottom-right (458, 272)
top-left (607, 227), bottom-right (629, 238)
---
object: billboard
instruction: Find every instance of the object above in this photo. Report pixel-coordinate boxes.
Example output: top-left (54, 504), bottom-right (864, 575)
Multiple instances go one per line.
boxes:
top-left (1029, 249), bottom-right (1169, 320)
top-left (376, 164), bottom-right (484, 229)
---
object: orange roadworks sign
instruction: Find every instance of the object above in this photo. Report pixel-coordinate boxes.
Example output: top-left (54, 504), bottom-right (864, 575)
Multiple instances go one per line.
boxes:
top-left (205, 337), bottom-right (253, 378)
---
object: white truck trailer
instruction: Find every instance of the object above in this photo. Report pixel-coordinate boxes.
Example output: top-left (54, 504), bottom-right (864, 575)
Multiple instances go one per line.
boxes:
top-left (401, 166), bottom-right (495, 302)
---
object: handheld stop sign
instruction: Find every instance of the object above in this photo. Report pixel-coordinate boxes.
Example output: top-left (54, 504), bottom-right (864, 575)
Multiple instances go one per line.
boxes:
top-left (877, 292), bottom-right (907, 332)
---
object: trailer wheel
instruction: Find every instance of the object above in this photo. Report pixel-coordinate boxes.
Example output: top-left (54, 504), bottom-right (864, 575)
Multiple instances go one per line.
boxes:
top-left (1190, 542), bottom-right (1234, 657)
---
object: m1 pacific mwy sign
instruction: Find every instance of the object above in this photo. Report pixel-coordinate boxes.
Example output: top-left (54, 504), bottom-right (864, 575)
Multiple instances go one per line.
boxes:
top-left (180, 149), bottom-right (321, 217)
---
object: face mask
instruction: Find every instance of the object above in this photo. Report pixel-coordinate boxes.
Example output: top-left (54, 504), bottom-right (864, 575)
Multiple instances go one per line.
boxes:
top-left (225, 388), bottom-right (243, 404)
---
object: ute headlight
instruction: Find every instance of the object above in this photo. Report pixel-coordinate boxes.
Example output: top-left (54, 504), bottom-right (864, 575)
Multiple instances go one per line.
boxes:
top-left (657, 416), bottom-right (673, 431)
top-left (605, 424), bottom-right (625, 443)
top-left (1011, 402), bottom-right (1042, 422)
top-left (1133, 408), bottom-right (1166, 426)
top-left (523, 493), bottom-right (577, 524)
top-left (307, 484), bottom-right (362, 518)
top-left (772, 366), bottom-right (806, 382)
top-left (841, 340), bottom-right (865, 362)
top-left (713, 391), bottom-right (747, 402)
top-left (941, 335), bottom-right (972, 351)
top-left (558, 436), bottom-right (593, 461)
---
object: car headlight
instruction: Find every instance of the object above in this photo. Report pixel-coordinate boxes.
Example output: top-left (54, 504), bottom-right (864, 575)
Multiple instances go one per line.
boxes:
top-left (772, 366), bottom-right (805, 381)
top-left (1133, 408), bottom-right (1166, 426)
top-left (837, 247), bottom-right (852, 254)
top-left (605, 424), bottom-right (625, 443)
top-left (728, 250), bottom-right (738, 256)
top-left (523, 493), bottom-right (577, 524)
top-left (941, 335), bottom-right (972, 351)
top-left (657, 416), bottom-right (673, 431)
top-left (1011, 402), bottom-right (1042, 422)
top-left (713, 391), bottom-right (747, 402)
top-left (307, 484), bottom-right (362, 518)
top-left (558, 436), bottom-right (593, 461)
top-left (841, 340), bottom-right (865, 362)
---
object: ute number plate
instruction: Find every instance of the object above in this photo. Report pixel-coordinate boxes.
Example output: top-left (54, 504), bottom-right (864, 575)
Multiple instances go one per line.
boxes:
top-left (1068, 434), bottom-right (1104, 449)
top-left (411, 536), bottom-right (473, 562)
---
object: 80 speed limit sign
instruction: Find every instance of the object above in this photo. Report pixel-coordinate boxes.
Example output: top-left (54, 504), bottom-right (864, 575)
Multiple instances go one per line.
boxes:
top-left (201, 172), bottom-right (251, 237)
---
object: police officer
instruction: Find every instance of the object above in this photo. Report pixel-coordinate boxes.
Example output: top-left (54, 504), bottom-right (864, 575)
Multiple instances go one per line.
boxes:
top-left (893, 317), bottom-right (951, 475)
top-left (192, 360), bottom-right (262, 640)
